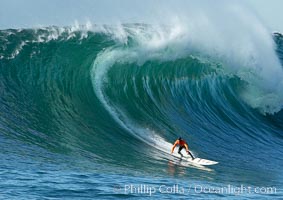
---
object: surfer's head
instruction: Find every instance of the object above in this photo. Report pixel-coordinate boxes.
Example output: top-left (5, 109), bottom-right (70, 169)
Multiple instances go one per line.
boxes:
top-left (178, 137), bottom-right (182, 140)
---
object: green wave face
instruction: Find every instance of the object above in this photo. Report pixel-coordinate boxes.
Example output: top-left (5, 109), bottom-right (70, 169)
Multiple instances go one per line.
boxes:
top-left (0, 26), bottom-right (283, 189)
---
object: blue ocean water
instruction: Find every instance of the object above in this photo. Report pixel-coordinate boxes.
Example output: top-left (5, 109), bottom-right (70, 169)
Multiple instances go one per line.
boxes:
top-left (0, 22), bottom-right (283, 199)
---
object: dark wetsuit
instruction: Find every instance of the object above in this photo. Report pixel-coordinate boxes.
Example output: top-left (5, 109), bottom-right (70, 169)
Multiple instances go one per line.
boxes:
top-left (171, 139), bottom-right (194, 159)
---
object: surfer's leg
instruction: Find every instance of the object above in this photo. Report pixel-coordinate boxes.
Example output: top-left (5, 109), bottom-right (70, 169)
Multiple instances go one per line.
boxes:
top-left (188, 151), bottom-right (194, 159)
top-left (178, 146), bottom-right (184, 157)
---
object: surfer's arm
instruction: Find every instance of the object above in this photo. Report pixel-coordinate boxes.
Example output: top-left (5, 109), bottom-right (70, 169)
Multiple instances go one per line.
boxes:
top-left (184, 144), bottom-right (189, 152)
top-left (171, 141), bottom-right (178, 154)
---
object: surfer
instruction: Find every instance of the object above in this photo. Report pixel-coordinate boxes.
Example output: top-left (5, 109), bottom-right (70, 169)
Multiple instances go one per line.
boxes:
top-left (171, 137), bottom-right (194, 159)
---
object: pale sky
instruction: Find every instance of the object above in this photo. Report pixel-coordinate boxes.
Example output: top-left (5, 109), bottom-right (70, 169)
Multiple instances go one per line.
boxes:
top-left (0, 0), bottom-right (282, 32)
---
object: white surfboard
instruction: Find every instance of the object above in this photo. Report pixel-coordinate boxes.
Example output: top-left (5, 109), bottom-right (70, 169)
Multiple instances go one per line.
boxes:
top-left (172, 152), bottom-right (218, 166)
top-left (186, 157), bottom-right (218, 165)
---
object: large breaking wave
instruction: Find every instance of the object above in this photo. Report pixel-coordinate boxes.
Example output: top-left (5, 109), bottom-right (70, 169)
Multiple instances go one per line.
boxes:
top-left (1, 3), bottom-right (283, 188)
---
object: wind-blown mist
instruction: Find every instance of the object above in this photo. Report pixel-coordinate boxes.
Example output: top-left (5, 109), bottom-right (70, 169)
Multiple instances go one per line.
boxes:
top-left (87, 1), bottom-right (283, 114)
